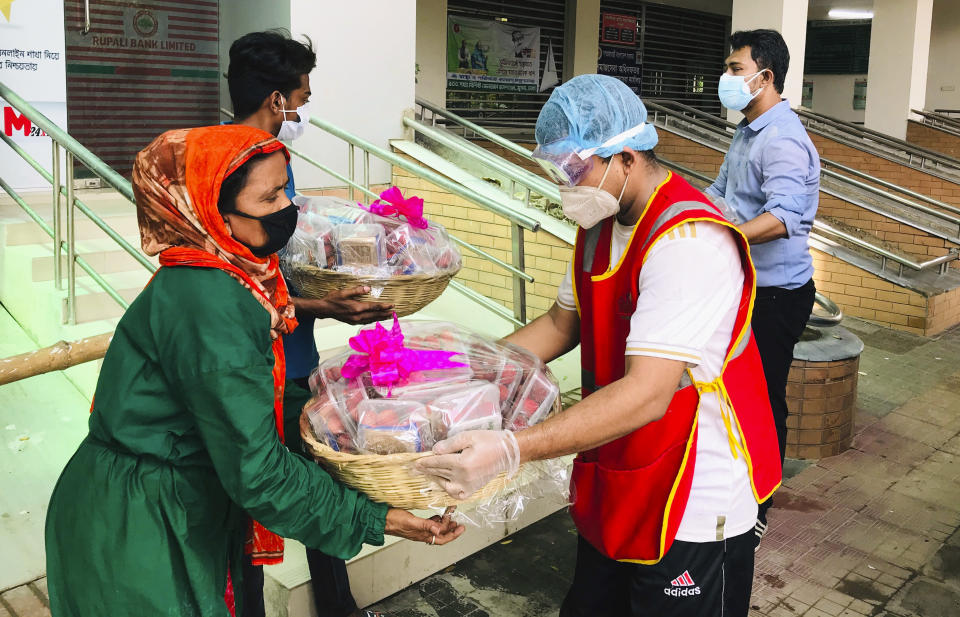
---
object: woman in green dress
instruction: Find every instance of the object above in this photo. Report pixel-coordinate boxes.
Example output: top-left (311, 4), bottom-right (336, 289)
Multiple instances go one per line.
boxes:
top-left (44, 124), bottom-right (463, 617)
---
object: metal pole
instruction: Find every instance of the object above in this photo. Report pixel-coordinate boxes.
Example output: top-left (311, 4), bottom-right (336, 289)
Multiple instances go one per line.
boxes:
top-left (363, 150), bottom-right (370, 193)
top-left (511, 223), bottom-right (527, 325)
top-left (348, 144), bottom-right (355, 201)
top-left (66, 153), bottom-right (77, 325)
top-left (52, 140), bottom-right (62, 290)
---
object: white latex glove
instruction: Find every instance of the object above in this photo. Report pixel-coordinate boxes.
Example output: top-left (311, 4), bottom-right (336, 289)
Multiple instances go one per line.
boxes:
top-left (707, 194), bottom-right (742, 224)
top-left (414, 430), bottom-right (521, 500)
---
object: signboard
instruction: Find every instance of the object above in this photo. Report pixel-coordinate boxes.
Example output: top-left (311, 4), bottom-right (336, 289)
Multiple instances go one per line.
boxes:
top-left (447, 16), bottom-right (540, 93)
top-left (64, 2), bottom-right (221, 177)
top-left (601, 13), bottom-right (637, 46)
top-left (853, 79), bottom-right (867, 110)
top-left (598, 46), bottom-right (642, 94)
top-left (0, 0), bottom-right (67, 191)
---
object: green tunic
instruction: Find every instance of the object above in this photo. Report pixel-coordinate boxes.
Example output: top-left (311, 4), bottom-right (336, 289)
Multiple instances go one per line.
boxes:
top-left (45, 267), bottom-right (388, 617)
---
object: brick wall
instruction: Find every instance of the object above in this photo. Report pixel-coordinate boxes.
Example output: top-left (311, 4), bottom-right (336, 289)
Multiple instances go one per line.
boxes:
top-left (808, 132), bottom-right (960, 207)
top-left (654, 130), bottom-right (960, 270)
top-left (391, 161), bottom-right (572, 321)
top-left (906, 121), bottom-right (960, 159)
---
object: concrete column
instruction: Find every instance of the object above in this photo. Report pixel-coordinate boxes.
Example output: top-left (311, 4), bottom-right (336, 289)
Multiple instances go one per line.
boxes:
top-left (865, 0), bottom-right (933, 139)
top-left (416, 0), bottom-right (448, 105)
top-left (563, 0), bottom-right (601, 81)
top-left (290, 0), bottom-right (416, 187)
top-left (729, 0), bottom-right (809, 119)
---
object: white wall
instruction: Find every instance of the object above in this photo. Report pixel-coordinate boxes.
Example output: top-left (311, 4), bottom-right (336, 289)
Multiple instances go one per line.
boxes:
top-left (290, 0), bottom-right (417, 189)
top-left (218, 1), bottom-right (291, 114)
top-left (802, 74), bottom-right (868, 123)
top-left (925, 0), bottom-right (960, 111)
top-left (416, 0), bottom-right (447, 105)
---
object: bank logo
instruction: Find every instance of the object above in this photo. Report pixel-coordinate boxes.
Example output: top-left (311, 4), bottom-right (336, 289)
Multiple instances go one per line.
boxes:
top-left (0, 0), bottom-right (15, 23)
top-left (663, 570), bottom-right (701, 597)
top-left (133, 9), bottom-right (158, 38)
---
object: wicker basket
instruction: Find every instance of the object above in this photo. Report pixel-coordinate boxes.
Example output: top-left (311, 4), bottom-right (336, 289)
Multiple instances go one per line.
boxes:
top-left (286, 263), bottom-right (461, 318)
top-left (300, 393), bottom-right (563, 509)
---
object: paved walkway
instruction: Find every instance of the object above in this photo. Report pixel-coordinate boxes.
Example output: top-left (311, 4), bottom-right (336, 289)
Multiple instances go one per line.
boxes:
top-left (4, 317), bottom-right (959, 616)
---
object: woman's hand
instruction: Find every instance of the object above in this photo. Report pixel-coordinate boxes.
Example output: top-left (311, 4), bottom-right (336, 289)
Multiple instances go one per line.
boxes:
top-left (384, 506), bottom-right (464, 546)
top-left (291, 287), bottom-right (394, 324)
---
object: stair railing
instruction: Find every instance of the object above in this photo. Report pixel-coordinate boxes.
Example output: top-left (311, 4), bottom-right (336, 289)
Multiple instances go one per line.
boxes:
top-left (0, 81), bottom-right (155, 325)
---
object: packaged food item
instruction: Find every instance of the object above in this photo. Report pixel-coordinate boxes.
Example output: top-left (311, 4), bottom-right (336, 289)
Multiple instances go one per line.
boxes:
top-left (304, 391), bottom-right (356, 453)
top-left (504, 370), bottom-right (560, 431)
top-left (335, 224), bottom-right (385, 268)
top-left (356, 399), bottom-right (436, 454)
top-left (427, 382), bottom-right (503, 437)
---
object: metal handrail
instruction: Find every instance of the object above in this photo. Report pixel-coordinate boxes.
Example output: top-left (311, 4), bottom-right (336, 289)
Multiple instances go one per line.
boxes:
top-left (416, 98), bottom-right (536, 162)
top-left (647, 102), bottom-right (960, 237)
top-left (304, 113), bottom-right (539, 232)
top-left (794, 107), bottom-right (960, 170)
top-left (0, 80), bottom-right (155, 323)
top-left (403, 116), bottom-right (561, 205)
top-left (911, 109), bottom-right (960, 132)
top-left (658, 158), bottom-right (959, 276)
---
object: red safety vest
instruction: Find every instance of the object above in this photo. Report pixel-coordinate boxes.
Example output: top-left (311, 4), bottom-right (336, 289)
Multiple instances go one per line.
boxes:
top-left (569, 171), bottom-right (781, 564)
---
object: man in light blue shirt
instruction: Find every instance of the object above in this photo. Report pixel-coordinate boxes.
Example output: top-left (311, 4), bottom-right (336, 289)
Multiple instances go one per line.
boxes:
top-left (706, 29), bottom-right (819, 548)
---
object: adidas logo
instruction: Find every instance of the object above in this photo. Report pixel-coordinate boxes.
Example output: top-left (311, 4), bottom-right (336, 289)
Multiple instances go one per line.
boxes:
top-left (663, 570), bottom-right (702, 597)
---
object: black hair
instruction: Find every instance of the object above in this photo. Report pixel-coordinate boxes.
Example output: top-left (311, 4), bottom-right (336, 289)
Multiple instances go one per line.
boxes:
top-left (603, 149), bottom-right (657, 166)
top-left (217, 151), bottom-right (274, 215)
top-left (729, 29), bottom-right (789, 94)
top-left (226, 30), bottom-right (317, 120)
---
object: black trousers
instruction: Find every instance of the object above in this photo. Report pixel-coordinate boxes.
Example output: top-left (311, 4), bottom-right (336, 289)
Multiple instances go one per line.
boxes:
top-left (241, 551), bottom-right (357, 617)
top-left (752, 279), bottom-right (816, 515)
top-left (559, 531), bottom-right (756, 617)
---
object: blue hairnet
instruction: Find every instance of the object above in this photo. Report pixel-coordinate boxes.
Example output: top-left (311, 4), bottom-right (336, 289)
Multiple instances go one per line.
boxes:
top-left (535, 74), bottom-right (659, 157)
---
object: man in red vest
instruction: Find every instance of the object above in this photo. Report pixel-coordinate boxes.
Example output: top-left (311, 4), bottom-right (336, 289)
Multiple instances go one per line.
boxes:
top-left (417, 75), bottom-right (782, 617)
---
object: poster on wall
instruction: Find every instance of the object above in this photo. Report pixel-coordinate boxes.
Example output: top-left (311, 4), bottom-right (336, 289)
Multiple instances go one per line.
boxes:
top-left (598, 47), bottom-right (642, 94)
top-left (601, 13), bottom-right (636, 46)
top-left (447, 16), bottom-right (540, 93)
top-left (0, 0), bottom-right (68, 191)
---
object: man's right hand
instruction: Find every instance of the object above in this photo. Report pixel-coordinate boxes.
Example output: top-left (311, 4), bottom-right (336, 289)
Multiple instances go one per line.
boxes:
top-left (292, 286), bottom-right (394, 324)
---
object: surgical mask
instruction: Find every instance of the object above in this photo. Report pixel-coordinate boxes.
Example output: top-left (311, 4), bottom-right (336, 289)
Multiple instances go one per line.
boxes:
top-left (228, 204), bottom-right (299, 257)
top-left (717, 70), bottom-right (766, 111)
top-left (559, 157), bottom-right (629, 229)
top-left (277, 95), bottom-right (310, 142)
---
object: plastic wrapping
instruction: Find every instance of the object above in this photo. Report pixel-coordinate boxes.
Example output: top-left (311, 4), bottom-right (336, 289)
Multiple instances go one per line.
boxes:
top-left (281, 189), bottom-right (461, 275)
top-left (304, 317), bottom-right (569, 527)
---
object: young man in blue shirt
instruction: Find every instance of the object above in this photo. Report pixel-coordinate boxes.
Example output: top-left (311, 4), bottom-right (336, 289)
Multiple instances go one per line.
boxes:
top-left (706, 29), bottom-right (819, 546)
top-left (226, 30), bottom-right (394, 617)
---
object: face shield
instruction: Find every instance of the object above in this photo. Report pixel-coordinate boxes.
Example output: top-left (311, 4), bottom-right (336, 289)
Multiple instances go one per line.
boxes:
top-left (532, 122), bottom-right (651, 187)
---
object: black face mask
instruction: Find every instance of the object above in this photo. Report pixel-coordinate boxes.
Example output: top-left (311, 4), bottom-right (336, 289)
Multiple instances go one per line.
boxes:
top-left (227, 204), bottom-right (299, 257)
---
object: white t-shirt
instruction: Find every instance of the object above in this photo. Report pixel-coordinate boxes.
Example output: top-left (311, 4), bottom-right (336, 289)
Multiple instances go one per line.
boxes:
top-left (557, 219), bottom-right (758, 542)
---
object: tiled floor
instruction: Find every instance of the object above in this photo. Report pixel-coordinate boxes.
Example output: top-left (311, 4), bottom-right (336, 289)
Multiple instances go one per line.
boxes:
top-left (5, 317), bottom-right (959, 616)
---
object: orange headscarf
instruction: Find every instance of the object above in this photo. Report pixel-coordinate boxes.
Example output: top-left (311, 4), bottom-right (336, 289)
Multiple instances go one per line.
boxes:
top-left (133, 124), bottom-right (297, 565)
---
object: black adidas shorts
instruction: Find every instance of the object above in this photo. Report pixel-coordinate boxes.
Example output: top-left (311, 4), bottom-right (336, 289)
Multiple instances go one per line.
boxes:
top-left (559, 529), bottom-right (755, 617)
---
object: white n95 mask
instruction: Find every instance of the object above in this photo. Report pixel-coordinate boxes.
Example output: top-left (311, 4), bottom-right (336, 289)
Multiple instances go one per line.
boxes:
top-left (277, 96), bottom-right (310, 142)
top-left (559, 157), bottom-right (629, 229)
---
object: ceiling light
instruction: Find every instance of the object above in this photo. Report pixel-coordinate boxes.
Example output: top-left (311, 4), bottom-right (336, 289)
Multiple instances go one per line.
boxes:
top-left (828, 8), bottom-right (874, 19)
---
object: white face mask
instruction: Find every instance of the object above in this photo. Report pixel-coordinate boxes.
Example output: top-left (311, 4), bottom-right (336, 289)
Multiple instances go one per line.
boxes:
top-left (277, 95), bottom-right (310, 142)
top-left (559, 157), bottom-right (629, 229)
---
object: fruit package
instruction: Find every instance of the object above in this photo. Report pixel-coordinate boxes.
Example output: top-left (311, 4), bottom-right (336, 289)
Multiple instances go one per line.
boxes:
top-left (304, 318), bottom-right (559, 455)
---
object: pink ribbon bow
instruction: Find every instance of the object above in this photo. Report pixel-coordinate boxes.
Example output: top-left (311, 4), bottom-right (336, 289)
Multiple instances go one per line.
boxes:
top-left (340, 314), bottom-right (466, 393)
top-left (360, 186), bottom-right (429, 230)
